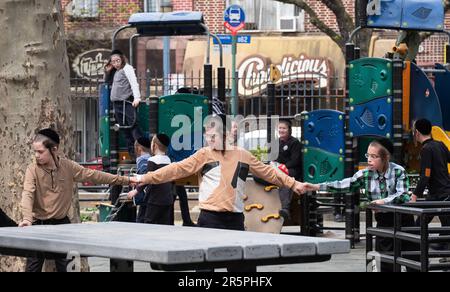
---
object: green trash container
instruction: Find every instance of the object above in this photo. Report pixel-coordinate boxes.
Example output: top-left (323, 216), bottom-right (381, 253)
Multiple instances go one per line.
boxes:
top-left (97, 203), bottom-right (114, 222)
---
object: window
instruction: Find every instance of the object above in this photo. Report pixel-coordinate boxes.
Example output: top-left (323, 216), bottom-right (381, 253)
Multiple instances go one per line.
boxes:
top-left (227, 0), bottom-right (304, 32)
top-left (68, 0), bottom-right (99, 18)
top-left (145, 0), bottom-right (173, 12)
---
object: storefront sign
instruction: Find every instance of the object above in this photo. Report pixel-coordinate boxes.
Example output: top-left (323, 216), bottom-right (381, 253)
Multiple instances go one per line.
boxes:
top-left (238, 54), bottom-right (331, 96)
top-left (72, 49), bottom-right (111, 81)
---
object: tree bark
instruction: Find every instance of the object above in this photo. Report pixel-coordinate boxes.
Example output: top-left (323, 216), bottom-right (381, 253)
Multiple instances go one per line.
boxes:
top-left (0, 0), bottom-right (83, 272)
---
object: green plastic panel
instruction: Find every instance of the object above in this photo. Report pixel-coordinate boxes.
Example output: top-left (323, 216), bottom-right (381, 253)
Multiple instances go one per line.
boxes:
top-left (158, 93), bottom-right (209, 137)
top-left (99, 116), bottom-right (110, 157)
top-left (303, 147), bottom-right (344, 184)
top-left (349, 58), bottom-right (393, 105)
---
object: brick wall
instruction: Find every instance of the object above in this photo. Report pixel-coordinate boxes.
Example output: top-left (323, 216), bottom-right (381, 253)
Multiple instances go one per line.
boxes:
top-left (173, 0), bottom-right (194, 11)
top-left (303, 0), bottom-right (355, 33)
top-left (61, 0), bottom-right (142, 32)
top-left (194, 0), bottom-right (226, 34)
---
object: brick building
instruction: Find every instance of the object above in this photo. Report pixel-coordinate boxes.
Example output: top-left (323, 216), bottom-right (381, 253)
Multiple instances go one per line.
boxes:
top-left (63, 0), bottom-right (450, 162)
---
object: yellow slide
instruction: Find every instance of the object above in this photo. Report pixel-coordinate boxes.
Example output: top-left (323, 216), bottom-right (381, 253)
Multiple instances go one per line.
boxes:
top-left (431, 126), bottom-right (450, 173)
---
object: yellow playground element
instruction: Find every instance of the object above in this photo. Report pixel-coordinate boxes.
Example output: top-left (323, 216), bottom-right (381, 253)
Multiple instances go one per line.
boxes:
top-left (431, 126), bottom-right (450, 173)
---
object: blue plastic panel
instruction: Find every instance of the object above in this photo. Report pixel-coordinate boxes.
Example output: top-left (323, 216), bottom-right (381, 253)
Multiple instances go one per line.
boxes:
top-left (433, 64), bottom-right (450, 131)
top-left (302, 110), bottom-right (345, 155)
top-left (99, 84), bottom-right (110, 118)
top-left (410, 62), bottom-right (443, 128)
top-left (402, 0), bottom-right (444, 31)
top-left (366, 0), bottom-right (444, 32)
top-left (349, 96), bottom-right (393, 138)
top-left (367, 0), bottom-right (402, 29)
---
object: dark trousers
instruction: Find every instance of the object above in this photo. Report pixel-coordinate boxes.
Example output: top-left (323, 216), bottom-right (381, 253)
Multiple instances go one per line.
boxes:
top-left (279, 187), bottom-right (292, 213)
top-left (422, 195), bottom-right (450, 228)
top-left (416, 196), bottom-right (450, 244)
top-left (26, 217), bottom-right (71, 273)
top-left (333, 193), bottom-right (344, 216)
top-left (375, 212), bottom-right (416, 272)
top-left (174, 186), bottom-right (194, 225)
top-left (113, 101), bottom-right (142, 156)
top-left (197, 210), bottom-right (256, 272)
top-left (0, 208), bottom-right (16, 227)
top-left (142, 204), bottom-right (173, 225)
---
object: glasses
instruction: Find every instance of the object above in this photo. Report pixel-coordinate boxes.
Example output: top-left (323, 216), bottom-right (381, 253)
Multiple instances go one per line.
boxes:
top-left (365, 153), bottom-right (380, 159)
top-left (111, 59), bottom-right (122, 64)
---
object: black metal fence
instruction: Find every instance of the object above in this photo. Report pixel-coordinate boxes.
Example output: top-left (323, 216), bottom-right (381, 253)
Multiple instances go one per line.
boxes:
top-left (366, 202), bottom-right (450, 272)
top-left (70, 72), bottom-right (345, 162)
top-left (71, 70), bottom-right (346, 115)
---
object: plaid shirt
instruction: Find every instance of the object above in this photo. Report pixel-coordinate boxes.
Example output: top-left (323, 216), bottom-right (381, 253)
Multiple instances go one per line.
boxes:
top-left (319, 162), bottom-right (410, 204)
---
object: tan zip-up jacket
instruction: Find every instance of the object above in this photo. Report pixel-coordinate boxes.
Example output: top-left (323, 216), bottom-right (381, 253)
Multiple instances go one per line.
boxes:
top-left (140, 147), bottom-right (297, 213)
top-left (21, 157), bottom-right (129, 223)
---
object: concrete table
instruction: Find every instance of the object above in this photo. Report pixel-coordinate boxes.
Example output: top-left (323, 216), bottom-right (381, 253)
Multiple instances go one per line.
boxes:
top-left (0, 222), bottom-right (350, 271)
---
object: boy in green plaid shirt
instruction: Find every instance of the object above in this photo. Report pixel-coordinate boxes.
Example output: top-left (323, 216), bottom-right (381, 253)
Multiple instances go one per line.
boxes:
top-left (308, 138), bottom-right (414, 272)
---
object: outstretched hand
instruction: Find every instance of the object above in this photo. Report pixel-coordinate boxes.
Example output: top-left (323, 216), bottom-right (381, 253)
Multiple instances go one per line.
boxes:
top-left (128, 176), bottom-right (140, 187)
top-left (292, 181), bottom-right (319, 195)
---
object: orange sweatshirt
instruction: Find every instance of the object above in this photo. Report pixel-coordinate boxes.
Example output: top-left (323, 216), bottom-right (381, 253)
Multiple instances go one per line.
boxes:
top-left (139, 147), bottom-right (297, 213)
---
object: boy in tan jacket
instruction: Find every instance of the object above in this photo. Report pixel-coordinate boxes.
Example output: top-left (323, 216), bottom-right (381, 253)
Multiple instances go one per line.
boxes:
top-left (19, 128), bottom-right (130, 272)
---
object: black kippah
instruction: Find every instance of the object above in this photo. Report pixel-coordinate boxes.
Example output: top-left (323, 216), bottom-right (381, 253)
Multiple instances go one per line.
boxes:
top-left (111, 49), bottom-right (123, 56)
top-left (38, 128), bottom-right (60, 145)
top-left (137, 137), bottom-right (151, 149)
top-left (375, 138), bottom-right (394, 155)
top-left (414, 118), bottom-right (432, 135)
top-left (156, 134), bottom-right (170, 147)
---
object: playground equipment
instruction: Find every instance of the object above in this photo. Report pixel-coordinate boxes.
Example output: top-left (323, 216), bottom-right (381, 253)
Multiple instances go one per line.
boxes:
top-left (297, 0), bottom-right (450, 245)
top-left (99, 12), bottom-right (226, 175)
top-left (97, 12), bottom-right (226, 222)
top-left (347, 0), bottom-right (450, 174)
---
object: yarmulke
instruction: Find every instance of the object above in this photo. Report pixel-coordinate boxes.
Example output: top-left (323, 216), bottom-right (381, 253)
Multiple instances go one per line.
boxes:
top-left (38, 128), bottom-right (60, 145)
top-left (110, 49), bottom-right (123, 56)
top-left (375, 138), bottom-right (394, 155)
top-left (137, 137), bottom-right (151, 149)
top-left (156, 134), bottom-right (170, 147)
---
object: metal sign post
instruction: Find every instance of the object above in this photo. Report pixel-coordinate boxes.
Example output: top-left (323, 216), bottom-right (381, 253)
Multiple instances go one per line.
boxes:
top-left (224, 4), bottom-right (246, 116)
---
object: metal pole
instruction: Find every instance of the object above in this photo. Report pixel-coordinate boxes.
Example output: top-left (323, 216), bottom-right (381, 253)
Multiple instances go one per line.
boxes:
top-left (129, 34), bottom-right (139, 67)
top-left (392, 59), bottom-right (403, 163)
top-left (111, 25), bottom-right (132, 51)
top-left (267, 83), bottom-right (276, 144)
top-left (217, 67), bottom-right (226, 112)
top-left (204, 64), bottom-right (213, 115)
top-left (163, 36), bottom-right (171, 96)
top-left (231, 34), bottom-right (238, 115)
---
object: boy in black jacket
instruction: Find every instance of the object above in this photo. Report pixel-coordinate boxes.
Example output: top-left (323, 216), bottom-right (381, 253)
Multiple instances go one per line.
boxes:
top-left (129, 134), bottom-right (174, 225)
top-left (410, 119), bottom-right (450, 249)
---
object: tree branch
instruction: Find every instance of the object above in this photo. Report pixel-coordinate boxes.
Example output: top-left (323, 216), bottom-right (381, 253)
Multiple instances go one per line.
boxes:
top-left (321, 0), bottom-right (354, 41)
top-left (276, 0), bottom-right (344, 47)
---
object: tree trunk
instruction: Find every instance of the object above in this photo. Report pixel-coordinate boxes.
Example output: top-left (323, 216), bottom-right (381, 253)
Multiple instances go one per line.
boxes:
top-left (0, 0), bottom-right (84, 272)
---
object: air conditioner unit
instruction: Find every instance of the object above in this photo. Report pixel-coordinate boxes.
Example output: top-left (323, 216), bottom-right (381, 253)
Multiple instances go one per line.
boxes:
top-left (279, 17), bottom-right (298, 32)
top-left (69, 0), bottom-right (99, 18)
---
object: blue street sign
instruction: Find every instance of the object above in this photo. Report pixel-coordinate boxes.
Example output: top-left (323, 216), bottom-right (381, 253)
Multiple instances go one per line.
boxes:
top-left (224, 5), bottom-right (246, 28)
top-left (213, 34), bottom-right (251, 45)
